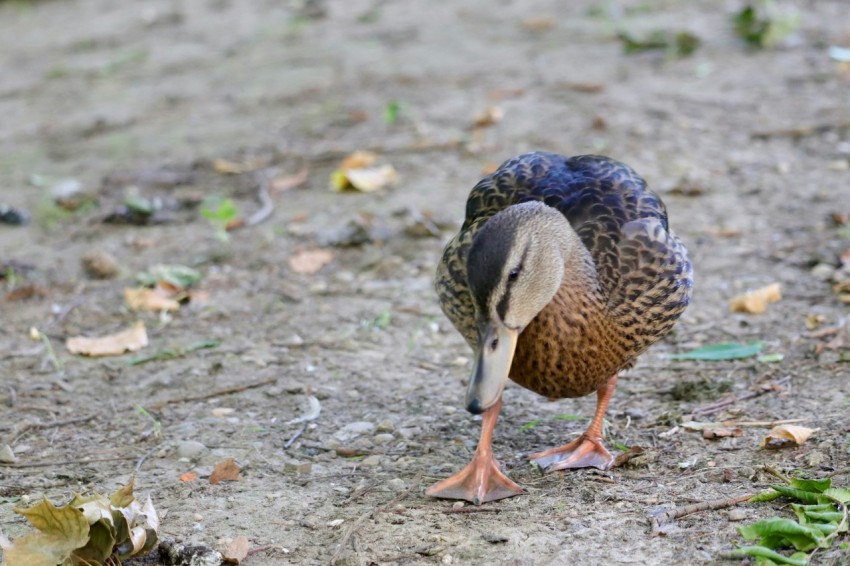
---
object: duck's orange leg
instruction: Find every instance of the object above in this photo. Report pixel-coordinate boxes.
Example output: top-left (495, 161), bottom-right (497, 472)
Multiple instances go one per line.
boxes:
top-left (530, 374), bottom-right (618, 472)
top-left (426, 398), bottom-right (525, 505)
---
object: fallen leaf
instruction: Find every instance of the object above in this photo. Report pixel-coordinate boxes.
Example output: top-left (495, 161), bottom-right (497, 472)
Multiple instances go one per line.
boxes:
top-left (179, 472), bottom-right (197, 482)
top-left (4, 284), bottom-right (48, 302)
top-left (4, 499), bottom-right (90, 566)
top-left (210, 458), bottom-right (243, 484)
top-left (472, 106), bottom-right (504, 128)
top-left (520, 16), bottom-right (555, 32)
top-left (270, 166), bottom-right (309, 193)
top-left (212, 157), bottom-right (267, 175)
top-left (729, 283), bottom-right (782, 314)
top-left (221, 536), bottom-right (250, 564)
top-left (670, 341), bottom-right (764, 361)
top-left (611, 446), bottom-right (646, 467)
top-left (333, 165), bottom-right (398, 192)
top-left (288, 249), bottom-right (333, 274)
top-left (339, 150), bottom-right (378, 170)
top-left (703, 427), bottom-right (743, 439)
top-left (66, 321), bottom-right (149, 357)
top-left (761, 425), bottom-right (818, 449)
top-left (124, 288), bottom-right (180, 312)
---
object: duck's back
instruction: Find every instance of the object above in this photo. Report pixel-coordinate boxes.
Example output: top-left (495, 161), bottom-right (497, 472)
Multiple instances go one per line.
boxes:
top-left (436, 152), bottom-right (693, 374)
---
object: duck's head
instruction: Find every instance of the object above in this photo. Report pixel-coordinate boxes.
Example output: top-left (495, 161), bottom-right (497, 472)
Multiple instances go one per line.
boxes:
top-left (464, 201), bottom-right (580, 414)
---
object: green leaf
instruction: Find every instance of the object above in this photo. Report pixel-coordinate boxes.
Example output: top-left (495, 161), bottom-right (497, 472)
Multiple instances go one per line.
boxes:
top-left (790, 503), bottom-right (839, 524)
top-left (738, 518), bottom-right (823, 551)
top-left (823, 488), bottom-right (850, 504)
top-left (772, 485), bottom-right (822, 505)
top-left (124, 195), bottom-right (155, 215)
top-left (384, 100), bottom-right (400, 124)
top-left (201, 196), bottom-right (238, 225)
top-left (789, 477), bottom-right (831, 493)
top-left (669, 341), bottom-right (763, 361)
top-left (727, 545), bottom-right (807, 566)
top-left (553, 414), bottom-right (585, 420)
top-left (758, 353), bottom-right (785, 363)
top-left (750, 490), bottom-right (783, 502)
top-left (519, 420), bottom-right (541, 431)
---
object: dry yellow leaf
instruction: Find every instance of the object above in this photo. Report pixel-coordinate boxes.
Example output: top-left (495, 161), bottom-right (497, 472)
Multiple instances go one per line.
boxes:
top-left (124, 288), bottom-right (180, 312)
top-left (760, 424), bottom-right (818, 449)
top-left (212, 157), bottom-right (266, 175)
top-left (221, 535), bottom-right (250, 564)
top-left (729, 283), bottom-right (782, 314)
top-left (66, 321), bottom-right (148, 357)
top-left (209, 458), bottom-right (243, 485)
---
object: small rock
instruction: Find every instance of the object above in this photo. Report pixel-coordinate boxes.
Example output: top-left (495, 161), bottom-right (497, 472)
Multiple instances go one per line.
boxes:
top-left (327, 519), bottom-right (344, 527)
top-left (388, 478), bottom-right (406, 491)
top-left (81, 250), bottom-right (120, 279)
top-left (373, 433), bottom-right (394, 445)
top-left (482, 533), bottom-right (509, 543)
top-left (451, 501), bottom-right (464, 509)
top-left (0, 444), bottom-right (17, 464)
top-left (811, 263), bottom-right (836, 281)
top-left (175, 440), bottom-right (209, 460)
top-left (624, 407), bottom-right (648, 420)
top-left (376, 418), bottom-right (395, 433)
top-left (728, 508), bottom-right (748, 522)
top-left (361, 455), bottom-right (382, 467)
top-left (442, 555), bottom-right (453, 565)
top-left (335, 421), bottom-right (375, 441)
top-left (193, 513), bottom-right (204, 521)
top-left (282, 334), bottom-right (305, 347)
top-left (284, 459), bottom-right (313, 474)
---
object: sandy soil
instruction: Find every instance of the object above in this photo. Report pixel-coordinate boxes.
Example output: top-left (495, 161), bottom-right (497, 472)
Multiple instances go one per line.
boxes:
top-left (1, 0), bottom-right (849, 564)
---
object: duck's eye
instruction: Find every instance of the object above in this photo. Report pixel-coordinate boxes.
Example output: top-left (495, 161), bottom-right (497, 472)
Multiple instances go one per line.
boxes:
top-left (508, 267), bottom-right (521, 282)
top-left (490, 337), bottom-right (499, 350)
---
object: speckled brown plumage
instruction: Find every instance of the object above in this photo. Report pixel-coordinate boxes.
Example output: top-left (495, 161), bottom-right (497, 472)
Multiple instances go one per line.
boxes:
top-left (436, 152), bottom-right (693, 399)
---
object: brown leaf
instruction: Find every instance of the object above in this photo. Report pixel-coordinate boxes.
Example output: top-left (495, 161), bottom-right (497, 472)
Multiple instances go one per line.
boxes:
top-left (66, 321), bottom-right (148, 357)
top-left (5, 284), bottom-right (49, 302)
top-left (472, 106), bottom-right (504, 128)
top-left (179, 472), bottom-right (197, 482)
top-left (209, 458), bottom-right (243, 484)
top-left (339, 150), bottom-right (378, 170)
top-left (124, 288), bottom-right (180, 312)
top-left (702, 427), bottom-right (743, 439)
top-left (520, 16), bottom-right (555, 32)
top-left (212, 157), bottom-right (267, 175)
top-left (611, 446), bottom-right (645, 468)
top-left (729, 283), bottom-right (782, 314)
top-left (221, 536), bottom-right (250, 564)
top-left (288, 249), bottom-right (333, 275)
top-left (270, 166), bottom-right (309, 193)
top-left (760, 424), bottom-right (818, 449)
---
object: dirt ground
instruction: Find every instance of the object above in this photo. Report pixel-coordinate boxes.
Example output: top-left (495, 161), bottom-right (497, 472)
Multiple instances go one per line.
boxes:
top-left (1, 0), bottom-right (850, 564)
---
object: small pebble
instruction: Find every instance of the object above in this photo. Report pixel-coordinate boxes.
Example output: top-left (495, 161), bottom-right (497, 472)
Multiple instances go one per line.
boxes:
top-left (193, 513), bottom-right (204, 521)
top-left (373, 433), bottom-right (394, 445)
top-left (81, 250), bottom-right (120, 279)
top-left (442, 555), bottom-right (453, 565)
top-left (175, 440), bottom-right (209, 460)
top-left (810, 263), bottom-right (836, 281)
top-left (0, 444), bottom-right (17, 464)
top-left (452, 501), bottom-right (464, 509)
top-left (388, 478), bottom-right (406, 491)
top-left (361, 455), bottom-right (382, 467)
top-left (335, 421), bottom-right (375, 441)
top-left (376, 419), bottom-right (395, 433)
top-left (327, 519), bottom-right (344, 527)
top-left (728, 508), bottom-right (747, 522)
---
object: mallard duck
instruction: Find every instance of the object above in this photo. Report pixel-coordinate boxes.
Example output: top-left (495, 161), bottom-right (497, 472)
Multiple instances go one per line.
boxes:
top-left (427, 152), bottom-right (693, 505)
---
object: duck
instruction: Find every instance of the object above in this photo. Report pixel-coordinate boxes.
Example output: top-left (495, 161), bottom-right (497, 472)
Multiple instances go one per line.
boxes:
top-left (427, 152), bottom-right (693, 505)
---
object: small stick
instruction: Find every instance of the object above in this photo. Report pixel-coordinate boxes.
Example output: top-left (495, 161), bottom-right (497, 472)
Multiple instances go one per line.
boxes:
top-left (340, 483), bottom-right (377, 506)
top-left (246, 544), bottom-right (275, 557)
top-left (442, 507), bottom-right (502, 514)
top-left (330, 476), bottom-right (421, 564)
top-left (751, 119), bottom-right (850, 140)
top-left (246, 171), bottom-right (275, 226)
top-left (149, 378), bottom-right (276, 409)
top-left (649, 493), bottom-right (754, 535)
top-left (692, 377), bottom-right (790, 416)
top-left (284, 423), bottom-right (307, 449)
top-left (2, 455), bottom-right (138, 468)
top-left (135, 445), bottom-right (160, 474)
top-left (762, 464), bottom-right (790, 483)
top-left (6, 414), bottom-right (97, 443)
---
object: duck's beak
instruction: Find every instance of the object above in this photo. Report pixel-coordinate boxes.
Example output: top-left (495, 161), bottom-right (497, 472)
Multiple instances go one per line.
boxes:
top-left (465, 321), bottom-right (518, 414)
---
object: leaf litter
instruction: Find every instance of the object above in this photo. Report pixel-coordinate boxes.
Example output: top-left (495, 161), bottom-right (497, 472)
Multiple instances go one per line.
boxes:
top-left (66, 321), bottom-right (149, 357)
top-left (729, 282), bottom-right (782, 314)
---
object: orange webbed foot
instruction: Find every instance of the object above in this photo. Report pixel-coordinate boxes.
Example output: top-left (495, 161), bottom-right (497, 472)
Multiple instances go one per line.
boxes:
top-left (426, 453), bottom-right (525, 505)
top-left (530, 434), bottom-right (614, 472)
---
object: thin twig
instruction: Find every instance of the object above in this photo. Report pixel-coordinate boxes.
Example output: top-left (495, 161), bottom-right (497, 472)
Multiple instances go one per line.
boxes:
top-left (692, 377), bottom-right (791, 417)
top-left (442, 507), bottom-right (502, 515)
top-left (148, 377), bottom-right (276, 410)
top-left (5, 414), bottom-right (97, 444)
top-left (649, 493), bottom-right (754, 535)
top-left (330, 475), bottom-right (421, 564)
top-left (762, 464), bottom-right (791, 483)
top-left (1, 455), bottom-right (138, 468)
top-left (339, 483), bottom-right (378, 506)
top-left (135, 445), bottom-right (160, 474)
top-left (751, 118), bottom-right (850, 140)
top-left (284, 423), bottom-right (307, 449)
top-left (246, 170), bottom-right (275, 226)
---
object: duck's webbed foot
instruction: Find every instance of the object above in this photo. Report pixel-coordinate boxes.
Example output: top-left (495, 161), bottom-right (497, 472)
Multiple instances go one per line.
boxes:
top-left (426, 398), bottom-right (525, 505)
top-left (529, 434), bottom-right (613, 472)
